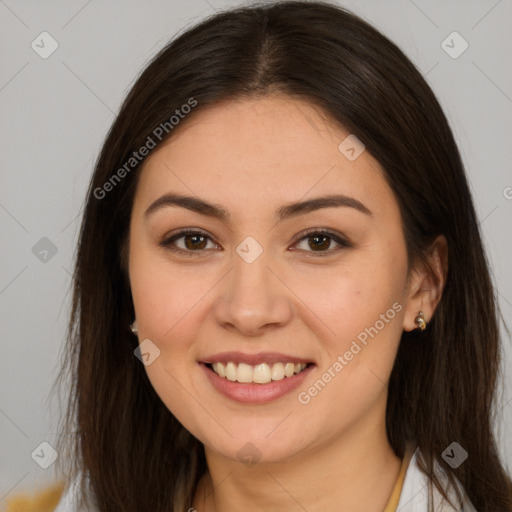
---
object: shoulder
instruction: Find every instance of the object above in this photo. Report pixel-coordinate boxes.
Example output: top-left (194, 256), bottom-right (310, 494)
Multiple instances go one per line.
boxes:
top-left (397, 447), bottom-right (478, 512)
top-left (52, 479), bottom-right (77, 512)
top-left (52, 472), bottom-right (94, 512)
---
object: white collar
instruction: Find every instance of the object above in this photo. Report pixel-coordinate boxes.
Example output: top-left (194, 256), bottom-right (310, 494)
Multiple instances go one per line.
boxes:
top-left (396, 447), bottom-right (478, 511)
top-left (55, 448), bottom-right (478, 512)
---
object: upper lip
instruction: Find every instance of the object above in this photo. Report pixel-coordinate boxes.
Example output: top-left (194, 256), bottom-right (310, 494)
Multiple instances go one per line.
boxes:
top-left (200, 351), bottom-right (314, 366)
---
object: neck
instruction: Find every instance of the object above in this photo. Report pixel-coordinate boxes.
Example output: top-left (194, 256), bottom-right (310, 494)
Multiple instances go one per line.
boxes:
top-left (192, 399), bottom-right (402, 512)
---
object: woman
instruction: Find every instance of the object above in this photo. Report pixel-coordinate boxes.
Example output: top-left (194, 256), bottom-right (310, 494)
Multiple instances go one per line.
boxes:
top-left (42, 1), bottom-right (511, 511)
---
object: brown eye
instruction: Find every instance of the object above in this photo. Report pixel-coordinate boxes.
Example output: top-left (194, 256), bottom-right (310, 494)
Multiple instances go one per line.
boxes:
top-left (306, 233), bottom-right (332, 251)
top-left (182, 233), bottom-right (208, 250)
top-left (292, 229), bottom-right (351, 256)
top-left (160, 229), bottom-right (218, 256)
top-left (160, 228), bottom-right (351, 257)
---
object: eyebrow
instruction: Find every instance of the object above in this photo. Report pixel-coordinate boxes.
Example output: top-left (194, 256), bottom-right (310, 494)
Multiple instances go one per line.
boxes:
top-left (144, 192), bottom-right (373, 223)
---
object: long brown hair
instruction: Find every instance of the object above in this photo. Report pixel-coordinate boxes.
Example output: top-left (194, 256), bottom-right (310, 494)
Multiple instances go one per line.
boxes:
top-left (53, 1), bottom-right (512, 510)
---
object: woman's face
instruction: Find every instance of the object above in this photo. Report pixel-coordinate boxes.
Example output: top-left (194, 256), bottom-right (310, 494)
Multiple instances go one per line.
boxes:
top-left (128, 94), bottom-right (415, 464)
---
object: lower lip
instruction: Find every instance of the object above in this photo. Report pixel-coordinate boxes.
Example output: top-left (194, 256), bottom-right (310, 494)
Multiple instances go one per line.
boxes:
top-left (200, 363), bottom-right (315, 404)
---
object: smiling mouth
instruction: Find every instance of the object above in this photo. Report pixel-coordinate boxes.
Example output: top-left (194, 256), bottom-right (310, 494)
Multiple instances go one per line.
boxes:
top-left (205, 361), bottom-right (312, 384)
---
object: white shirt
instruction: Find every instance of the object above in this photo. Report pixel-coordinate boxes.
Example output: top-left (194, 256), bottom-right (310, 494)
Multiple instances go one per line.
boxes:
top-left (54, 448), bottom-right (477, 511)
top-left (396, 448), bottom-right (477, 511)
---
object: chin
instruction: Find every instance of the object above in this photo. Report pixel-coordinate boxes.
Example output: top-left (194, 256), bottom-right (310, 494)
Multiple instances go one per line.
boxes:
top-left (197, 425), bottom-right (314, 466)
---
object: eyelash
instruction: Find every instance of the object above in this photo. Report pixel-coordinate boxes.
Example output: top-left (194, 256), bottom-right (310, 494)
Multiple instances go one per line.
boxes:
top-left (159, 228), bottom-right (352, 258)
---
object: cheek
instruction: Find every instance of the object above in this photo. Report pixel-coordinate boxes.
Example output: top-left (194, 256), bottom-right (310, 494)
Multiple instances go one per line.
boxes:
top-left (290, 252), bottom-right (406, 354)
top-left (291, 268), bottom-right (404, 434)
top-left (129, 242), bottom-right (207, 343)
top-left (128, 245), bottom-right (208, 427)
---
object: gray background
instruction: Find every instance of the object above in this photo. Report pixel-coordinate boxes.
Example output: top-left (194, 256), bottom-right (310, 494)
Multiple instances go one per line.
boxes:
top-left (1, 0), bottom-right (511, 502)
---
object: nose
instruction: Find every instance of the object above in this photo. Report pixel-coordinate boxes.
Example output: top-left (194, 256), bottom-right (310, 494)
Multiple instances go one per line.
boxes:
top-left (212, 243), bottom-right (294, 337)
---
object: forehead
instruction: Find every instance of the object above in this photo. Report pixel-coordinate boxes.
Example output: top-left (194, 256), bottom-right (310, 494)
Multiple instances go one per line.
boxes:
top-left (133, 94), bottom-right (395, 221)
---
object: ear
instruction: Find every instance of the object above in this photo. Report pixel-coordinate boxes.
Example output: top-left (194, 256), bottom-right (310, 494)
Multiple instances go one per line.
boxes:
top-left (402, 235), bottom-right (448, 332)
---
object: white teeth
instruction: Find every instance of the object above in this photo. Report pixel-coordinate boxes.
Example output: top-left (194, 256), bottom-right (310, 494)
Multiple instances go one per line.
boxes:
top-left (284, 362), bottom-right (295, 377)
top-left (209, 361), bottom-right (309, 383)
top-left (225, 362), bottom-right (237, 381)
top-left (271, 362), bottom-right (285, 380)
top-left (237, 363), bottom-right (253, 383)
top-left (213, 362), bottom-right (225, 378)
top-left (253, 363), bottom-right (272, 384)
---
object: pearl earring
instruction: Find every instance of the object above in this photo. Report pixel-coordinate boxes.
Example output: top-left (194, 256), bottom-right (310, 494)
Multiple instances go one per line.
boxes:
top-left (130, 320), bottom-right (138, 335)
top-left (414, 311), bottom-right (427, 331)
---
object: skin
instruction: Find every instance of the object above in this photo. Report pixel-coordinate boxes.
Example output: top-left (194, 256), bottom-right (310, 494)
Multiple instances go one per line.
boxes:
top-left (127, 94), bottom-right (448, 512)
